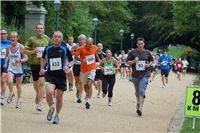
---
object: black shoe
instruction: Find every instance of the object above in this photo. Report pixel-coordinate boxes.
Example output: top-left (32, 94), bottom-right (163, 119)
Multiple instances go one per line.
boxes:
top-left (136, 110), bottom-right (142, 116)
top-left (77, 99), bottom-right (82, 103)
top-left (85, 102), bottom-right (90, 109)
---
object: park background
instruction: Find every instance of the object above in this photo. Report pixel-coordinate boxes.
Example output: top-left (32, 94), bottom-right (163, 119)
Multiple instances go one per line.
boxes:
top-left (1, 1), bottom-right (200, 132)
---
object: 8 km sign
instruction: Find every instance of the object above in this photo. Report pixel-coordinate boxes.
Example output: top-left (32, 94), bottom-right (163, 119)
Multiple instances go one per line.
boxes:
top-left (185, 87), bottom-right (200, 117)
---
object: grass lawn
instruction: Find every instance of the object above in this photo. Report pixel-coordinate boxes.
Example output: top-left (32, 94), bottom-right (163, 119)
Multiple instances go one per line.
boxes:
top-left (180, 117), bottom-right (200, 133)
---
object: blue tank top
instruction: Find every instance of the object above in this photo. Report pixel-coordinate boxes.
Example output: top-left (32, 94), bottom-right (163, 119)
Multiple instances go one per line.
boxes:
top-left (0, 40), bottom-right (12, 67)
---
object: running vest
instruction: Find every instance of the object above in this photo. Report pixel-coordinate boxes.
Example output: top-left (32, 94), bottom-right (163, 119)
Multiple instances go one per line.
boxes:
top-left (103, 57), bottom-right (115, 75)
top-left (7, 45), bottom-right (23, 75)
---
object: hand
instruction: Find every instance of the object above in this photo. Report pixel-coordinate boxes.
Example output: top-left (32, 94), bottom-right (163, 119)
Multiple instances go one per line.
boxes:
top-left (15, 58), bottom-right (21, 63)
top-left (40, 69), bottom-right (46, 75)
top-left (135, 57), bottom-right (139, 62)
top-left (3, 64), bottom-right (7, 68)
top-left (33, 48), bottom-right (38, 54)
top-left (63, 65), bottom-right (70, 74)
top-left (145, 64), bottom-right (151, 68)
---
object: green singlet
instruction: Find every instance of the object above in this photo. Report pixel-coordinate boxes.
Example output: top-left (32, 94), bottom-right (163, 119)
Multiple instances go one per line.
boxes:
top-left (25, 35), bottom-right (51, 64)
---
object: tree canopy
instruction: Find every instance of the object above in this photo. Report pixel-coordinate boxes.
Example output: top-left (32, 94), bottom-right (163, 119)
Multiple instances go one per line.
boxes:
top-left (1, 1), bottom-right (200, 52)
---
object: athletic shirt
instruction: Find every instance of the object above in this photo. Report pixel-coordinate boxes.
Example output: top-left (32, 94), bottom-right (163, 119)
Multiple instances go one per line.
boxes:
top-left (7, 44), bottom-right (24, 75)
top-left (73, 43), bottom-right (81, 65)
top-left (96, 51), bottom-right (106, 69)
top-left (25, 35), bottom-right (51, 64)
top-left (176, 61), bottom-right (183, 70)
top-left (42, 45), bottom-right (73, 75)
top-left (103, 57), bottom-right (115, 75)
top-left (66, 43), bottom-right (77, 51)
top-left (0, 40), bottom-right (12, 67)
top-left (158, 55), bottom-right (172, 70)
top-left (119, 54), bottom-right (127, 63)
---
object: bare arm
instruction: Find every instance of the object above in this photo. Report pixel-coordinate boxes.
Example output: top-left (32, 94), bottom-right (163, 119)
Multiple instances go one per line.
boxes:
top-left (23, 47), bottom-right (38, 55)
top-left (114, 59), bottom-right (120, 71)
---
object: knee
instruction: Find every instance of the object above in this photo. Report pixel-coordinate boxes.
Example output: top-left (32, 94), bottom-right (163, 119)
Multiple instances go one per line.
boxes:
top-left (46, 88), bottom-right (54, 97)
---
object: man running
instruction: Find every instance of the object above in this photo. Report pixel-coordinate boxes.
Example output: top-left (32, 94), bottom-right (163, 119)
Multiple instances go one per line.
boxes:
top-left (0, 29), bottom-right (12, 105)
top-left (119, 50), bottom-right (127, 79)
top-left (158, 49), bottom-right (172, 88)
top-left (95, 43), bottom-right (106, 98)
top-left (100, 49), bottom-right (119, 106)
top-left (75, 37), bottom-right (98, 109)
top-left (66, 36), bottom-right (76, 91)
top-left (72, 34), bottom-right (86, 103)
top-left (24, 23), bottom-right (51, 111)
top-left (40, 31), bottom-right (73, 124)
top-left (176, 58), bottom-right (183, 80)
top-left (126, 38), bottom-right (153, 116)
top-left (4, 31), bottom-right (28, 108)
top-left (182, 58), bottom-right (189, 76)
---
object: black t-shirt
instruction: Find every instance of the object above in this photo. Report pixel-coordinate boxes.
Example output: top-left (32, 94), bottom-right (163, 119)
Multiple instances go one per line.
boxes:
top-left (96, 51), bottom-right (106, 62)
top-left (42, 44), bottom-right (73, 75)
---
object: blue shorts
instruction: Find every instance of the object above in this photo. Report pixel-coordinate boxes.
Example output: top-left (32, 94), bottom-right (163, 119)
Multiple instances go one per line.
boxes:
top-left (161, 69), bottom-right (170, 77)
top-left (7, 71), bottom-right (23, 78)
top-left (132, 76), bottom-right (149, 97)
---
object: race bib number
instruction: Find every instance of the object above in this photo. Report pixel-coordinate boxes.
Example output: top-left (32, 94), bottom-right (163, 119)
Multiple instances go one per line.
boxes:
top-left (49, 58), bottom-right (62, 71)
top-left (37, 47), bottom-right (45, 58)
top-left (104, 66), bottom-right (115, 75)
top-left (162, 61), bottom-right (168, 66)
top-left (178, 64), bottom-right (181, 68)
top-left (86, 54), bottom-right (95, 65)
top-left (0, 48), bottom-right (6, 58)
top-left (136, 61), bottom-right (145, 71)
top-left (10, 59), bottom-right (20, 72)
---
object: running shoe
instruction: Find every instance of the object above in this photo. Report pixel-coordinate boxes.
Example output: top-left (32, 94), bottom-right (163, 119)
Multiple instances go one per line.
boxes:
top-left (36, 103), bottom-right (42, 112)
top-left (97, 94), bottom-right (101, 98)
top-left (136, 107), bottom-right (143, 116)
top-left (0, 96), bottom-right (5, 106)
top-left (85, 102), bottom-right (90, 109)
top-left (53, 114), bottom-right (60, 124)
top-left (16, 100), bottom-right (22, 109)
top-left (108, 101), bottom-right (112, 106)
top-left (102, 93), bottom-right (106, 98)
top-left (7, 92), bottom-right (15, 104)
top-left (68, 84), bottom-right (73, 92)
top-left (47, 106), bottom-right (55, 121)
top-left (77, 98), bottom-right (82, 103)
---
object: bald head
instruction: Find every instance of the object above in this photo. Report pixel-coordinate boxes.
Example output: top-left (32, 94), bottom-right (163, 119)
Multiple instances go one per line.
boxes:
top-left (86, 37), bottom-right (93, 48)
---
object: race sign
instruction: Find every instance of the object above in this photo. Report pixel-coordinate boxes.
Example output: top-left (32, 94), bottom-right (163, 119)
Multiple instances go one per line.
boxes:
top-left (185, 87), bottom-right (200, 117)
top-left (37, 47), bottom-right (45, 58)
top-left (86, 54), bottom-right (95, 65)
top-left (136, 60), bottom-right (145, 71)
top-left (0, 48), bottom-right (6, 58)
top-left (49, 58), bottom-right (62, 71)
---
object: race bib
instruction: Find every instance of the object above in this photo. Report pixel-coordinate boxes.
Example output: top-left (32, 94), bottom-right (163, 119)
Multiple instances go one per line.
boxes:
top-left (162, 61), bottom-right (168, 66)
top-left (37, 47), bottom-right (45, 58)
top-left (86, 54), bottom-right (95, 65)
top-left (104, 66), bottom-right (115, 75)
top-left (178, 64), bottom-right (181, 68)
top-left (49, 58), bottom-right (62, 71)
top-left (136, 60), bottom-right (145, 71)
top-left (0, 48), bottom-right (6, 58)
top-left (10, 59), bottom-right (20, 72)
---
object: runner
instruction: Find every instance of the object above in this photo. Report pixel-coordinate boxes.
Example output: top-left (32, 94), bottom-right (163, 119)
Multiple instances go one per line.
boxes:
top-left (40, 31), bottom-right (73, 124)
top-left (126, 38), bottom-right (153, 116)
top-left (119, 50), bottom-right (127, 79)
top-left (0, 29), bottom-right (12, 105)
top-left (66, 36), bottom-right (76, 91)
top-left (95, 43), bottom-right (106, 98)
top-left (176, 57), bottom-right (183, 80)
top-left (158, 49), bottom-right (172, 88)
top-left (24, 23), bottom-right (51, 111)
top-left (100, 49), bottom-right (119, 106)
top-left (72, 34), bottom-right (86, 103)
top-left (75, 37), bottom-right (98, 109)
top-left (182, 58), bottom-right (189, 76)
top-left (4, 31), bottom-right (28, 108)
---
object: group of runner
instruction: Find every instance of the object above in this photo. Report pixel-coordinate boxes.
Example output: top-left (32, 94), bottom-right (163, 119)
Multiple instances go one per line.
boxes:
top-left (0, 23), bottom-right (190, 124)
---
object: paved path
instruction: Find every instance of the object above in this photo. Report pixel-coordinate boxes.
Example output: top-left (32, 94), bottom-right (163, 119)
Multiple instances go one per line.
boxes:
top-left (1, 72), bottom-right (195, 132)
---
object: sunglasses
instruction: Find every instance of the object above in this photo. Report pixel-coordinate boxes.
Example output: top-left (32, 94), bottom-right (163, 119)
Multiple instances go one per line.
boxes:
top-left (1, 33), bottom-right (7, 35)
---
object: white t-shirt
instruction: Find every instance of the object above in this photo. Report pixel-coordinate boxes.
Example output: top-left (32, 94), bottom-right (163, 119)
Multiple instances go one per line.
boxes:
top-left (182, 60), bottom-right (189, 68)
top-left (66, 43), bottom-right (77, 51)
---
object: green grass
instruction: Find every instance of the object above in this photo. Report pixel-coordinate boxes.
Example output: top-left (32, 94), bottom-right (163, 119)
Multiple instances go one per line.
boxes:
top-left (180, 117), bottom-right (200, 133)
